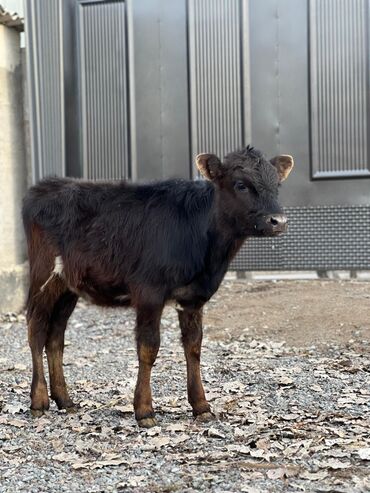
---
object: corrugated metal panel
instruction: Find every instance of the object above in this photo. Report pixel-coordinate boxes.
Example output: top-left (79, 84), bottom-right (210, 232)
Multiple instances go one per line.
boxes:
top-left (232, 205), bottom-right (370, 270)
top-left (78, 1), bottom-right (129, 180)
top-left (310, 0), bottom-right (370, 178)
top-left (24, 0), bottom-right (65, 181)
top-left (188, 0), bottom-right (244, 162)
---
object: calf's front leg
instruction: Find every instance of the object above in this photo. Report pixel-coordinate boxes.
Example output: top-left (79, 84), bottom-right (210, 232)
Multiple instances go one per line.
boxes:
top-left (178, 308), bottom-right (212, 421)
top-left (134, 303), bottom-right (162, 428)
top-left (46, 291), bottom-right (78, 411)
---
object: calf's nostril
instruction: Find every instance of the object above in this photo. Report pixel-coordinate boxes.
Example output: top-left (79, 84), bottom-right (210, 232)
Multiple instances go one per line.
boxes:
top-left (270, 217), bottom-right (279, 226)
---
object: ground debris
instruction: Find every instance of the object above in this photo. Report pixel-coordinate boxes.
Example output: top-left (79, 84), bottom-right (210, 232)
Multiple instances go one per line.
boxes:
top-left (0, 279), bottom-right (369, 492)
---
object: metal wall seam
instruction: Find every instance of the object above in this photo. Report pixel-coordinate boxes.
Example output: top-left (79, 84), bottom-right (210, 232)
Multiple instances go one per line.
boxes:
top-left (188, 0), bottom-right (243, 162)
top-left (310, 0), bottom-right (369, 178)
top-left (25, 0), bottom-right (65, 181)
top-left (78, 1), bottom-right (129, 180)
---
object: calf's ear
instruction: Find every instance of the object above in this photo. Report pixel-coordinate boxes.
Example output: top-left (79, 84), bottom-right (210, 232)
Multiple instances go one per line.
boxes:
top-left (270, 155), bottom-right (294, 182)
top-left (196, 153), bottom-right (223, 181)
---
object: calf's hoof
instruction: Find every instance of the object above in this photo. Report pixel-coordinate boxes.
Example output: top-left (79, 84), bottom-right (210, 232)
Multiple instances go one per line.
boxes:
top-left (65, 405), bottom-right (78, 414)
top-left (195, 411), bottom-right (214, 423)
top-left (137, 417), bottom-right (158, 428)
top-left (54, 397), bottom-right (78, 413)
top-left (30, 386), bottom-right (49, 416)
top-left (52, 393), bottom-right (76, 411)
top-left (30, 393), bottom-right (50, 417)
top-left (30, 408), bottom-right (45, 418)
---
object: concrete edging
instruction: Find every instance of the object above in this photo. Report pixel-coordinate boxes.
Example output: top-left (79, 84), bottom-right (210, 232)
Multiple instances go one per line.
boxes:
top-left (0, 262), bottom-right (28, 313)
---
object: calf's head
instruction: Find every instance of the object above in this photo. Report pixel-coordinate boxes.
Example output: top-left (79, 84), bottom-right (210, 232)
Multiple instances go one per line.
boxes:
top-left (196, 146), bottom-right (294, 237)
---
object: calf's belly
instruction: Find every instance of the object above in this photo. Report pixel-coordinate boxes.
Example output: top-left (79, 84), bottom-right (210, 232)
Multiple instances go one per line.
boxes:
top-left (68, 281), bottom-right (132, 308)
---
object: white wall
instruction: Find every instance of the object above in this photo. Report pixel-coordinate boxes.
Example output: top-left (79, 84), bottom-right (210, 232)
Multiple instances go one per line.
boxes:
top-left (0, 23), bottom-right (28, 312)
top-left (0, 24), bottom-right (26, 266)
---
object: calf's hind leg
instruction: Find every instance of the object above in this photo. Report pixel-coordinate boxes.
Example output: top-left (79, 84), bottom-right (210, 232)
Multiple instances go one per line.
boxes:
top-left (134, 303), bottom-right (163, 428)
top-left (46, 291), bottom-right (78, 411)
top-left (178, 308), bottom-right (212, 421)
top-left (28, 278), bottom-right (66, 416)
top-left (28, 312), bottom-right (50, 416)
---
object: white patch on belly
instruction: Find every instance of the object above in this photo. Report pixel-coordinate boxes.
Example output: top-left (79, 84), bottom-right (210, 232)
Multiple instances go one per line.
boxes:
top-left (166, 300), bottom-right (184, 311)
top-left (40, 256), bottom-right (64, 292)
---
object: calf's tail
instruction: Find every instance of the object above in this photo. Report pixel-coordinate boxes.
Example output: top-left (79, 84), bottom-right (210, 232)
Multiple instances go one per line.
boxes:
top-left (22, 201), bottom-right (61, 320)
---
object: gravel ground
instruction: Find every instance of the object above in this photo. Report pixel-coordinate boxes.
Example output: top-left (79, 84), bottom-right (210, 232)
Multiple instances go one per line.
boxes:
top-left (0, 280), bottom-right (369, 493)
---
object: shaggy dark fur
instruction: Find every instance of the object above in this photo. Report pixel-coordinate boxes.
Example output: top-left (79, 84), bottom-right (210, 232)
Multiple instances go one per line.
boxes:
top-left (22, 146), bottom-right (293, 427)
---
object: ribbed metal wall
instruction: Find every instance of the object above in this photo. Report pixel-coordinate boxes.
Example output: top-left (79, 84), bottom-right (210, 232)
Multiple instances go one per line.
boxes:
top-left (24, 0), bottom-right (370, 271)
top-left (25, 0), bottom-right (65, 180)
top-left (310, 0), bottom-right (370, 178)
top-left (231, 205), bottom-right (370, 270)
top-left (188, 0), bottom-right (244, 161)
top-left (78, 1), bottom-right (129, 180)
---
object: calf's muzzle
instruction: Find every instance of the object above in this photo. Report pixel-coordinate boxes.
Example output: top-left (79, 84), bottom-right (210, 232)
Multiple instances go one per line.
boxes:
top-left (257, 213), bottom-right (288, 236)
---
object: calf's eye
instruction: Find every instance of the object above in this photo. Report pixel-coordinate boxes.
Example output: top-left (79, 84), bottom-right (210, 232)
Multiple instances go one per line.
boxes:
top-left (234, 180), bottom-right (248, 192)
